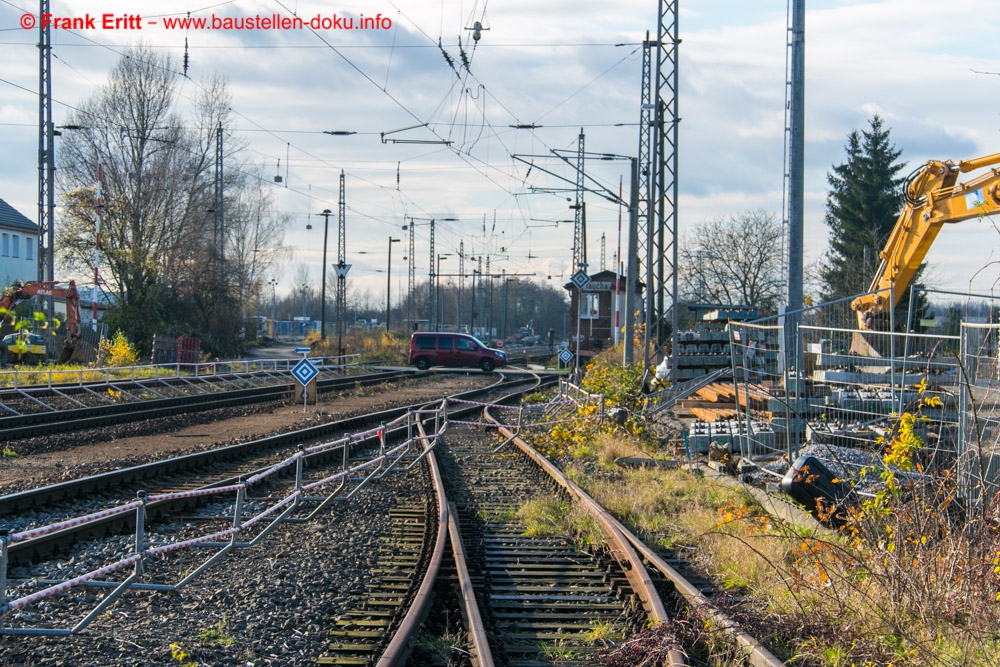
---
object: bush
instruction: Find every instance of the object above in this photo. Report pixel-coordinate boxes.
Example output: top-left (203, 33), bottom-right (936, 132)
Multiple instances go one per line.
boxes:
top-left (98, 330), bottom-right (140, 367)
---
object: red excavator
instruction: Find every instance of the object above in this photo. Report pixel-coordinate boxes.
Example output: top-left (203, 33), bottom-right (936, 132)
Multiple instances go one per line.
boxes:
top-left (0, 280), bottom-right (82, 365)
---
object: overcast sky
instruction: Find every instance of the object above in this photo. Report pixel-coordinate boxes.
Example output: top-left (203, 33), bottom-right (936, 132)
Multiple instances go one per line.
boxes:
top-left (2, 0), bottom-right (999, 307)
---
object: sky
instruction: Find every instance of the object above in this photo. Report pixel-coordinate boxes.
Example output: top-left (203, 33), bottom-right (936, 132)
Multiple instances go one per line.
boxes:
top-left (1, 0), bottom-right (999, 309)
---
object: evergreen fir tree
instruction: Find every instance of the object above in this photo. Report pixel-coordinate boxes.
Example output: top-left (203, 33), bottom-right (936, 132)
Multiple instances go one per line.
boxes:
top-left (821, 115), bottom-right (908, 304)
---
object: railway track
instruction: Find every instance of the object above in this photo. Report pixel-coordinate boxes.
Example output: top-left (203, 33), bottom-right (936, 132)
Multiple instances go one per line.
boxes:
top-left (0, 373), bottom-right (535, 564)
top-left (0, 366), bottom-right (417, 441)
top-left (1, 374), bottom-right (779, 666)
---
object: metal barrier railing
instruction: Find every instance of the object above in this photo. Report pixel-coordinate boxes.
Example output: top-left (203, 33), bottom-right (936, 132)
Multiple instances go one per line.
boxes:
top-left (0, 388), bottom-right (603, 636)
top-left (0, 354), bottom-right (363, 390)
top-left (644, 367), bottom-right (731, 416)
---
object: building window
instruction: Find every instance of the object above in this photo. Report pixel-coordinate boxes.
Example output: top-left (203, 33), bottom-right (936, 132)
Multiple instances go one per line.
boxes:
top-left (580, 293), bottom-right (600, 319)
top-left (12, 235), bottom-right (19, 258)
top-left (25, 237), bottom-right (33, 261)
top-left (1, 233), bottom-right (7, 257)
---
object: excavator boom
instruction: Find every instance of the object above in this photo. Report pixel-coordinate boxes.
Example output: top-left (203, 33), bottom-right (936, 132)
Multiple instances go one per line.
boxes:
top-left (850, 151), bottom-right (1000, 330)
top-left (0, 280), bottom-right (82, 364)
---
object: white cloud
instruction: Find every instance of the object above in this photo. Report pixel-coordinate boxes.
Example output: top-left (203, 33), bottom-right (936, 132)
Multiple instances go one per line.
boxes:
top-left (1, 0), bottom-right (998, 303)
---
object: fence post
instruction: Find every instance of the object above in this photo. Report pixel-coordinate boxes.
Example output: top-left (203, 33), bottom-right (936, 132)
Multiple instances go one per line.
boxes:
top-left (232, 480), bottom-right (246, 544)
top-left (0, 529), bottom-right (9, 628)
top-left (407, 411), bottom-right (414, 448)
top-left (343, 433), bottom-right (351, 474)
top-left (294, 445), bottom-right (305, 506)
top-left (379, 422), bottom-right (387, 458)
top-left (134, 491), bottom-right (147, 576)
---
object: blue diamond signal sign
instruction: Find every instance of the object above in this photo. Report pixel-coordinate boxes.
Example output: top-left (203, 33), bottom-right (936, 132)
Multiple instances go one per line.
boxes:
top-left (570, 270), bottom-right (591, 289)
top-left (291, 358), bottom-right (319, 386)
top-left (558, 348), bottom-right (574, 364)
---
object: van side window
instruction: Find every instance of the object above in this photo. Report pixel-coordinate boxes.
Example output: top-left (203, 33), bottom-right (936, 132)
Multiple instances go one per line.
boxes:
top-left (414, 335), bottom-right (435, 350)
top-left (456, 337), bottom-right (476, 351)
top-left (437, 336), bottom-right (454, 350)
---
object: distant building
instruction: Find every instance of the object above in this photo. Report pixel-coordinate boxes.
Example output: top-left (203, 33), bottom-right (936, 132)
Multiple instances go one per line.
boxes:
top-left (564, 269), bottom-right (642, 358)
top-left (0, 197), bottom-right (38, 285)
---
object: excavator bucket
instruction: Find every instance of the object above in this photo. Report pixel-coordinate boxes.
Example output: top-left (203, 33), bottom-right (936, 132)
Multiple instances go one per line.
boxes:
top-left (849, 331), bottom-right (881, 358)
top-left (56, 339), bottom-right (75, 364)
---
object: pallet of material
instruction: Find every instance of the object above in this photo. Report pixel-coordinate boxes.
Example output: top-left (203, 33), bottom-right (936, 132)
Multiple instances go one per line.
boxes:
top-left (735, 383), bottom-right (771, 410)
top-left (689, 406), bottom-right (738, 421)
top-left (695, 382), bottom-right (737, 403)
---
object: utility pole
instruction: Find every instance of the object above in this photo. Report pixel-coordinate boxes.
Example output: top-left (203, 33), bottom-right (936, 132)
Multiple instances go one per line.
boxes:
top-left (571, 130), bottom-right (587, 270)
top-left (319, 208), bottom-right (332, 340)
top-left (386, 237), bottom-right (400, 332)
top-left (336, 171), bottom-right (349, 356)
top-left (458, 241), bottom-right (465, 331)
top-left (427, 220), bottom-right (436, 327)
top-left (214, 122), bottom-right (224, 266)
top-left (405, 219), bottom-right (415, 328)
top-left (624, 158), bottom-right (640, 363)
top-left (37, 0), bottom-right (54, 316)
top-left (636, 2), bottom-right (680, 377)
top-left (785, 0), bottom-right (806, 371)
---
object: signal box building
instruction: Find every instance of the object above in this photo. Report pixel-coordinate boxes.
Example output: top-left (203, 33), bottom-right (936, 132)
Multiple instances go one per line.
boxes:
top-left (564, 269), bottom-right (642, 358)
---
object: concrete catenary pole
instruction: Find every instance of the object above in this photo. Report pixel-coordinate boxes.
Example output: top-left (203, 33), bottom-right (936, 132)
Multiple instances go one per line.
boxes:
top-left (787, 0), bottom-right (805, 323)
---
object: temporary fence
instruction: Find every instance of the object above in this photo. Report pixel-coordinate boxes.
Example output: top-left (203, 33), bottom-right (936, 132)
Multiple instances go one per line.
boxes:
top-left (0, 389), bottom-right (604, 636)
top-left (958, 322), bottom-right (1000, 505)
top-left (715, 286), bottom-right (1000, 503)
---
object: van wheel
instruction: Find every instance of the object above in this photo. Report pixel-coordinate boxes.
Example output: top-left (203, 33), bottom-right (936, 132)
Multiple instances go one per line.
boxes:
top-left (415, 357), bottom-right (431, 370)
top-left (480, 358), bottom-right (495, 372)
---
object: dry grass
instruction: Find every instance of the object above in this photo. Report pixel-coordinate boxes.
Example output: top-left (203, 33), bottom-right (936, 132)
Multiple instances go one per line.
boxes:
top-left (555, 421), bottom-right (1000, 666)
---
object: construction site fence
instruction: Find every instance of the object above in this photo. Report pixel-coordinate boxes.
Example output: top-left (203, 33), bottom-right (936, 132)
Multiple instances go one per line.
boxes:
top-left (722, 286), bottom-right (1000, 504)
top-left (0, 391), bottom-right (603, 636)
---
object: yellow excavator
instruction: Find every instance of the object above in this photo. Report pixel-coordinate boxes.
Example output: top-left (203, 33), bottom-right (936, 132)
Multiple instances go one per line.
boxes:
top-left (849, 151), bottom-right (1000, 353)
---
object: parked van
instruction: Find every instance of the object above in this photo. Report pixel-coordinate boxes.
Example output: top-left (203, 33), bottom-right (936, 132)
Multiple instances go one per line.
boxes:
top-left (408, 332), bottom-right (507, 372)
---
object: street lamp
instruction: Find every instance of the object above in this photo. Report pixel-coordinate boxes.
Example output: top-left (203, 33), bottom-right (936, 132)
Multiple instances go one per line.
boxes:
top-left (387, 237), bottom-right (400, 332)
top-left (268, 278), bottom-right (278, 323)
top-left (318, 209), bottom-right (332, 340)
top-left (436, 254), bottom-right (450, 329)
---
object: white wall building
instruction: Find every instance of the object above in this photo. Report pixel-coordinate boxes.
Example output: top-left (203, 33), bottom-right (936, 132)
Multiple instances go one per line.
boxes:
top-left (0, 197), bottom-right (38, 286)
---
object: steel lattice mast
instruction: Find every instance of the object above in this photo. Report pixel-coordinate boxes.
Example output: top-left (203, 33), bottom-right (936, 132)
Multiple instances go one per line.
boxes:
top-left (406, 220), bottom-right (415, 327)
top-left (571, 130), bottom-right (587, 271)
top-left (336, 171), bottom-right (347, 353)
top-left (37, 0), bottom-right (54, 308)
top-left (635, 1), bottom-right (680, 375)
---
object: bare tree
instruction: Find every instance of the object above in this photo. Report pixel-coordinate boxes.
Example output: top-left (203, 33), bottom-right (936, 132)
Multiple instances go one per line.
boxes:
top-left (679, 210), bottom-right (784, 315)
top-left (56, 47), bottom-right (288, 355)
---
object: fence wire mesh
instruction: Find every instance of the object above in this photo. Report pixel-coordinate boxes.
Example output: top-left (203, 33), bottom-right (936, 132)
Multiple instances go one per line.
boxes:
top-left (709, 287), bottom-right (1000, 505)
top-left (959, 323), bottom-right (1000, 506)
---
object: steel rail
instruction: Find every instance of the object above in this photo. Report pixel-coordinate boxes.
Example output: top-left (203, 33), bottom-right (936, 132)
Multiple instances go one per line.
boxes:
top-left (0, 369), bottom-right (415, 441)
top-left (376, 372), bottom-right (547, 666)
top-left (486, 411), bottom-right (686, 667)
top-left (490, 410), bottom-right (781, 667)
top-left (446, 501), bottom-right (494, 667)
top-left (3, 374), bottom-right (530, 564)
top-left (374, 409), bottom-right (449, 667)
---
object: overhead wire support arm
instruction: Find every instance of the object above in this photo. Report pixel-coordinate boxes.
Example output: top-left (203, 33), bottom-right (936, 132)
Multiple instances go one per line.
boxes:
top-left (512, 155), bottom-right (624, 205)
top-left (380, 123), bottom-right (452, 145)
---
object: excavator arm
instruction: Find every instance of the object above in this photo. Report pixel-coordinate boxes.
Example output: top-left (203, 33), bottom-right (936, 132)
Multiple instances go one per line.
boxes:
top-left (0, 280), bottom-right (82, 363)
top-left (851, 152), bottom-right (1000, 330)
